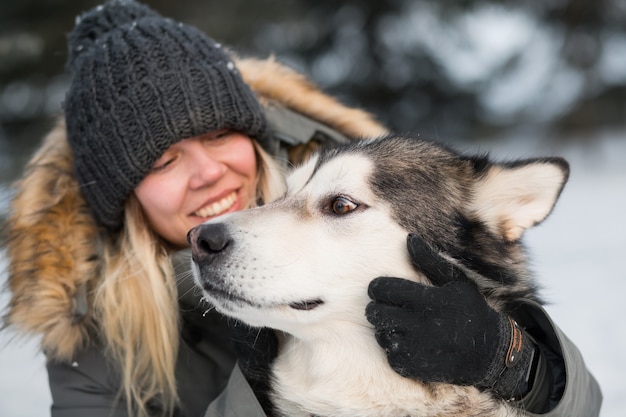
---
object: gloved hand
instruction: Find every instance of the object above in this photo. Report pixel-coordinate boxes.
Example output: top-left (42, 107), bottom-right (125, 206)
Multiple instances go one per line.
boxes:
top-left (365, 234), bottom-right (537, 400)
top-left (229, 321), bottom-right (278, 414)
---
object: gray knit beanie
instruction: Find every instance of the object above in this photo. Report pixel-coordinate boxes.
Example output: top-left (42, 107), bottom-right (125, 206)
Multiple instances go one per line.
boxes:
top-left (64, 0), bottom-right (269, 231)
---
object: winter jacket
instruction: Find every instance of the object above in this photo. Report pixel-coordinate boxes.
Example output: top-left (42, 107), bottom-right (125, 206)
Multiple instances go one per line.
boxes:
top-left (4, 57), bottom-right (601, 417)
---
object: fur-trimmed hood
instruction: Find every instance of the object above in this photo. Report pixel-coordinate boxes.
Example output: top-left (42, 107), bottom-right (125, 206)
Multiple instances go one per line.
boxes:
top-left (3, 56), bottom-right (388, 360)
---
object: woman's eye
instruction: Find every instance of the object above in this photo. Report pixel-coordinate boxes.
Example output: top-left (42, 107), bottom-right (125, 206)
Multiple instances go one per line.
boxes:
top-left (151, 157), bottom-right (175, 172)
top-left (331, 197), bottom-right (358, 215)
top-left (205, 129), bottom-right (234, 142)
top-left (214, 129), bottom-right (233, 139)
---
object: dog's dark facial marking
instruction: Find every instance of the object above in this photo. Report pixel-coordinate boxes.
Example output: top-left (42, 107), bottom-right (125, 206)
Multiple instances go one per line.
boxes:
top-left (453, 214), bottom-right (522, 287)
top-left (289, 299), bottom-right (324, 310)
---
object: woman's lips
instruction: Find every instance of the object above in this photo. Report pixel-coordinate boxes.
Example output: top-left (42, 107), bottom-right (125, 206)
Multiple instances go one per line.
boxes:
top-left (194, 191), bottom-right (237, 218)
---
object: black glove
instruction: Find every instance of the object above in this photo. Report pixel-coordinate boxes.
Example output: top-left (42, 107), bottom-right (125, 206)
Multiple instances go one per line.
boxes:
top-left (229, 321), bottom-right (278, 414)
top-left (365, 234), bottom-right (537, 400)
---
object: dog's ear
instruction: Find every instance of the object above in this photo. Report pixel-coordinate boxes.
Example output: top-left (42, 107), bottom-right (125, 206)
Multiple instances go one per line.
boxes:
top-left (469, 158), bottom-right (569, 242)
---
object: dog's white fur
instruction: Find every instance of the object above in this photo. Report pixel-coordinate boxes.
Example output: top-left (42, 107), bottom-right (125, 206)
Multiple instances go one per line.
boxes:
top-left (219, 154), bottom-right (439, 416)
top-left (191, 138), bottom-right (567, 417)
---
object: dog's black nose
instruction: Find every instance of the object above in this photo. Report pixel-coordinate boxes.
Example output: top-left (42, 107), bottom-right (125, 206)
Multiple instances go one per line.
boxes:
top-left (188, 223), bottom-right (232, 264)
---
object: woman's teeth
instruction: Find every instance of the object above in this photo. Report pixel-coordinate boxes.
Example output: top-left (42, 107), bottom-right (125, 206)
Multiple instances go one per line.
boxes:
top-left (195, 192), bottom-right (237, 218)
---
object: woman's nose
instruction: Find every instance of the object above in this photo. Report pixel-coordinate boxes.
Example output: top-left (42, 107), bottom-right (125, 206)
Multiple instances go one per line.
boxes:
top-left (188, 149), bottom-right (227, 189)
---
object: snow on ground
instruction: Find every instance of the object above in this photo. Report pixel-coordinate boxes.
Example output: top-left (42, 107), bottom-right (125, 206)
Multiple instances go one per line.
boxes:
top-left (1, 132), bottom-right (624, 416)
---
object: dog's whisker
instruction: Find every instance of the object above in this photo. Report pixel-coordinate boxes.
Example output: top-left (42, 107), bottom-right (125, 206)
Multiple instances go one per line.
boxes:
top-left (177, 283), bottom-right (201, 301)
top-left (252, 328), bottom-right (263, 347)
top-left (202, 305), bottom-right (215, 317)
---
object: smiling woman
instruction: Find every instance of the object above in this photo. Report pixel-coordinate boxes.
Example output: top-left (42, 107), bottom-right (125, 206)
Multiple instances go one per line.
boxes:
top-left (134, 130), bottom-right (259, 248)
top-left (0, 1), bottom-right (603, 417)
top-left (0, 2), bottom-right (389, 416)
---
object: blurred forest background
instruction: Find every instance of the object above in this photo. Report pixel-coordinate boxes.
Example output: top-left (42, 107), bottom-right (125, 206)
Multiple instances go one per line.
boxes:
top-left (1, 0), bottom-right (626, 195)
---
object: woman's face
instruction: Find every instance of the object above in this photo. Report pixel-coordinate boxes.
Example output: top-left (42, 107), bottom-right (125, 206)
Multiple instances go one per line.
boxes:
top-left (135, 130), bottom-right (257, 247)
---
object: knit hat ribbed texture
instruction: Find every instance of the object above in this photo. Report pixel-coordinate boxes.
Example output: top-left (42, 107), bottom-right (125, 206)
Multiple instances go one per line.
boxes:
top-left (64, 0), bottom-right (269, 231)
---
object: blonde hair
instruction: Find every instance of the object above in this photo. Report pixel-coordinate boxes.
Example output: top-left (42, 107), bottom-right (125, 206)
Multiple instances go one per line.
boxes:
top-left (94, 143), bottom-right (286, 416)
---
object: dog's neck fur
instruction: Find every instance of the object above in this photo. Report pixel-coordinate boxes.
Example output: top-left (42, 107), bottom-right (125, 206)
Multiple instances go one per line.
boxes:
top-left (271, 307), bottom-right (513, 417)
top-left (273, 315), bottom-right (417, 416)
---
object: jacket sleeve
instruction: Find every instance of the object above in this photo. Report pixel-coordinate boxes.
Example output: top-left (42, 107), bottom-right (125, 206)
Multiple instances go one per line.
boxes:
top-left (46, 346), bottom-right (129, 417)
top-left (513, 302), bottom-right (602, 417)
top-left (203, 363), bottom-right (266, 417)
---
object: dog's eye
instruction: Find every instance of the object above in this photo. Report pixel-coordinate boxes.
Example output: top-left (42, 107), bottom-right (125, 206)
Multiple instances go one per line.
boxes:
top-left (331, 197), bottom-right (358, 215)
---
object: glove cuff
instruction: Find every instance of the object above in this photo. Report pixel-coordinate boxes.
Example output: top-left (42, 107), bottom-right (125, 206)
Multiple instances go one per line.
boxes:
top-left (480, 316), bottom-right (537, 400)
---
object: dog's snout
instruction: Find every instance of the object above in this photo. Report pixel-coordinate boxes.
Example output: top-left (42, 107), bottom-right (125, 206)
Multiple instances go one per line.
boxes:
top-left (188, 223), bottom-right (232, 264)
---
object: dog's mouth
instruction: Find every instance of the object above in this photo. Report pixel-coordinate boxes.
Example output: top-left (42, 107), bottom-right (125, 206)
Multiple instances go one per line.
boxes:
top-left (200, 280), bottom-right (258, 308)
top-left (288, 299), bottom-right (324, 311)
top-left (202, 279), bottom-right (324, 312)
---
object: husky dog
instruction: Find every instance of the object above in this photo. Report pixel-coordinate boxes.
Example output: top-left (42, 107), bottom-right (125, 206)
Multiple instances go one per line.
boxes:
top-left (189, 135), bottom-right (568, 417)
